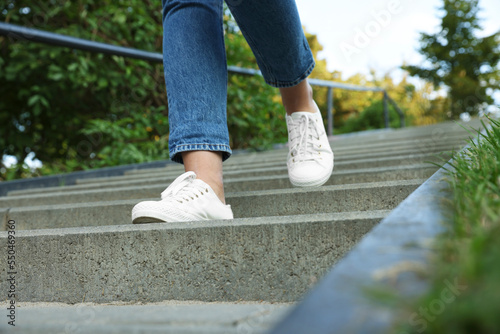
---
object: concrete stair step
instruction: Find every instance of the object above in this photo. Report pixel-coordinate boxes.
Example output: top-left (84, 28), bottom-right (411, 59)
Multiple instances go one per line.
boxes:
top-left (0, 120), bottom-right (482, 330)
top-left (7, 164), bottom-right (436, 197)
top-left (0, 211), bottom-right (389, 303)
top-left (4, 179), bottom-right (421, 230)
top-left (121, 141), bottom-right (462, 177)
top-left (325, 120), bottom-right (481, 144)
top-left (128, 134), bottom-right (466, 168)
top-left (240, 127), bottom-right (473, 153)
top-left (244, 127), bottom-right (473, 156)
top-left (328, 135), bottom-right (467, 153)
top-left (0, 301), bottom-right (291, 334)
top-left (326, 129), bottom-right (469, 146)
top-left (75, 152), bottom-right (447, 185)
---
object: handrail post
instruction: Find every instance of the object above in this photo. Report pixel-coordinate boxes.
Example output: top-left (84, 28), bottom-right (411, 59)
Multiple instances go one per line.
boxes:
top-left (383, 91), bottom-right (389, 129)
top-left (385, 93), bottom-right (405, 128)
top-left (327, 87), bottom-right (334, 136)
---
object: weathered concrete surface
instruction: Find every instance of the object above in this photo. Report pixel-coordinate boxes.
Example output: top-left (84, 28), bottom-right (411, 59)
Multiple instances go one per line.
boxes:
top-left (0, 208), bottom-right (8, 231)
top-left (326, 132), bottom-right (469, 151)
top-left (75, 152), bottom-right (447, 185)
top-left (110, 131), bottom-right (466, 179)
top-left (122, 140), bottom-right (464, 176)
top-left (270, 165), bottom-right (455, 334)
top-left (0, 166), bottom-right (434, 207)
top-left (0, 211), bottom-right (388, 303)
top-left (0, 119), bottom-right (482, 334)
top-left (0, 119), bottom-right (482, 197)
top-left (0, 159), bottom-right (174, 197)
top-left (0, 301), bottom-right (291, 334)
top-left (5, 180), bottom-right (420, 230)
top-left (7, 164), bottom-right (436, 197)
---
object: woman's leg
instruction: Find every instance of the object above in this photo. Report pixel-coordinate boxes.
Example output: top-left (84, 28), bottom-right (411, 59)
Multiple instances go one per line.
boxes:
top-left (226, 0), bottom-right (316, 111)
top-left (279, 79), bottom-right (316, 116)
top-left (132, 0), bottom-right (233, 224)
top-left (226, 0), bottom-right (315, 89)
top-left (133, 0), bottom-right (332, 224)
top-left (182, 151), bottom-right (225, 203)
top-left (162, 0), bottom-right (229, 203)
top-left (227, 0), bottom-right (334, 187)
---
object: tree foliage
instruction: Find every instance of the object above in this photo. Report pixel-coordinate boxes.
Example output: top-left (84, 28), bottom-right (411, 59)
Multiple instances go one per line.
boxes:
top-left (403, 0), bottom-right (500, 119)
top-left (1, 0), bottom-right (168, 179)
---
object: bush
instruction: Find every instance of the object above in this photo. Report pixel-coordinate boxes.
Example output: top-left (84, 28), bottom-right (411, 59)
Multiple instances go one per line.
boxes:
top-left (337, 99), bottom-right (403, 134)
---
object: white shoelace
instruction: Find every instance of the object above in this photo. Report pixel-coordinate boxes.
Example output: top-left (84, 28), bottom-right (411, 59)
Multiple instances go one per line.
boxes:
top-left (289, 115), bottom-right (321, 163)
top-left (160, 172), bottom-right (208, 203)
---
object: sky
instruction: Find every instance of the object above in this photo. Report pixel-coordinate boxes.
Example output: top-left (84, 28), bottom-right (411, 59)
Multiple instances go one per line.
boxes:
top-left (295, 0), bottom-right (500, 82)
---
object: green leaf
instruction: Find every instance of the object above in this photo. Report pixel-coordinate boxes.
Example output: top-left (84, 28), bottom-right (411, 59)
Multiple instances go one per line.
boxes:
top-left (27, 95), bottom-right (40, 107)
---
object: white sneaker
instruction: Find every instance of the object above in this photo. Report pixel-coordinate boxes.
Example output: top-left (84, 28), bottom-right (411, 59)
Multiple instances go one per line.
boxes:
top-left (286, 104), bottom-right (334, 187)
top-left (132, 171), bottom-right (233, 223)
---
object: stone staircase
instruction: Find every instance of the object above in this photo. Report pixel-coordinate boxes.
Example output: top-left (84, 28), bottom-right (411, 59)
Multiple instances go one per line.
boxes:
top-left (0, 120), bottom-right (481, 333)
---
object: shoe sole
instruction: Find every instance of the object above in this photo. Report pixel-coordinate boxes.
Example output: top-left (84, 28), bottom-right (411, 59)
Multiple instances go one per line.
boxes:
top-left (290, 174), bottom-right (331, 188)
top-left (132, 215), bottom-right (167, 224)
top-left (132, 210), bottom-right (233, 224)
top-left (289, 166), bottom-right (333, 188)
top-left (132, 209), bottom-right (178, 224)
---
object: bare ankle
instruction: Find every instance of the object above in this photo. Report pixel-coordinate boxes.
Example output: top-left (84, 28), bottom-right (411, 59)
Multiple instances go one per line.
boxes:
top-left (182, 151), bottom-right (226, 204)
top-left (279, 80), bottom-right (316, 115)
top-left (197, 175), bottom-right (225, 204)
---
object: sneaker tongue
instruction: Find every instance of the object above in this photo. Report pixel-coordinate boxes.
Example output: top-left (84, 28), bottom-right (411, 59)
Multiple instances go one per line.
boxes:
top-left (288, 112), bottom-right (320, 161)
top-left (161, 171), bottom-right (196, 199)
top-left (290, 111), bottom-right (314, 121)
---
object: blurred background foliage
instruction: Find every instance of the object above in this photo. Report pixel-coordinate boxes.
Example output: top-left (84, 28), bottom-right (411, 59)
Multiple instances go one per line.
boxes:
top-left (1, 0), bottom-right (493, 181)
top-left (1, 0), bottom-right (169, 180)
top-left (403, 0), bottom-right (500, 119)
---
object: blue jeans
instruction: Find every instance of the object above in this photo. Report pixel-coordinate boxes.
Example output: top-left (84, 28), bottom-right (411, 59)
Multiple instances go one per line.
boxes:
top-left (162, 0), bottom-right (315, 163)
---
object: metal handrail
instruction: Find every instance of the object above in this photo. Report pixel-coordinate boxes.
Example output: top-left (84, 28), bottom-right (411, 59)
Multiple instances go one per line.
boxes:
top-left (0, 22), bottom-right (163, 62)
top-left (0, 22), bottom-right (405, 134)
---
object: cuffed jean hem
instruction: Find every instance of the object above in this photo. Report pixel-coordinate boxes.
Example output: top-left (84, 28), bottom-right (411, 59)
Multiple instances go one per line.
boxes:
top-left (263, 61), bottom-right (316, 88)
top-left (170, 143), bottom-right (232, 164)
